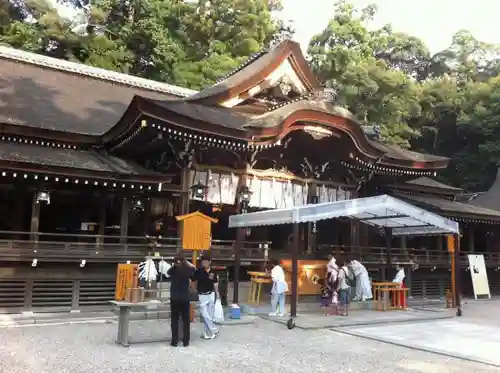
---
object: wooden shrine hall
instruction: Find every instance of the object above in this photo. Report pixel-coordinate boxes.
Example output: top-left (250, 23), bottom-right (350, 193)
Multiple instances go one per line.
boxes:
top-left (0, 36), bottom-right (499, 312)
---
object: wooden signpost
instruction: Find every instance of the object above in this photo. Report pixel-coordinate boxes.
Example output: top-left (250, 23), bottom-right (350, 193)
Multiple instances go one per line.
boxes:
top-left (115, 264), bottom-right (139, 301)
top-left (175, 211), bottom-right (218, 320)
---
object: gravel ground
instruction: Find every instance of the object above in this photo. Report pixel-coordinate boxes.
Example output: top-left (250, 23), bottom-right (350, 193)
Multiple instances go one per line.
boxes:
top-left (0, 319), bottom-right (498, 373)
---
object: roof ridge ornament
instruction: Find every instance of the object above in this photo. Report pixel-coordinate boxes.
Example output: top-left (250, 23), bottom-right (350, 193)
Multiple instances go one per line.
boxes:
top-left (267, 30), bottom-right (293, 50)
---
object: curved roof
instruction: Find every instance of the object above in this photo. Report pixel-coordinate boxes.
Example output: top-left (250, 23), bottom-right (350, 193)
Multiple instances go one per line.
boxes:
top-left (184, 40), bottom-right (319, 105)
top-left (111, 95), bottom-right (448, 169)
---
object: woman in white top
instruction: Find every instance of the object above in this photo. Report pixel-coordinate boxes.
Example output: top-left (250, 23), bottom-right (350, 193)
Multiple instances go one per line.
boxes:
top-left (269, 260), bottom-right (288, 317)
top-left (392, 264), bottom-right (407, 307)
top-left (392, 264), bottom-right (405, 285)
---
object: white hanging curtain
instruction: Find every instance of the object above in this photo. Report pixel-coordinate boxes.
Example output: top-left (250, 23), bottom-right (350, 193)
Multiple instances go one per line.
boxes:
top-left (282, 181), bottom-right (294, 208)
top-left (206, 172), bottom-right (222, 204)
top-left (220, 173), bottom-right (239, 205)
top-left (249, 176), bottom-right (262, 207)
top-left (260, 179), bottom-right (275, 208)
top-left (319, 185), bottom-right (329, 203)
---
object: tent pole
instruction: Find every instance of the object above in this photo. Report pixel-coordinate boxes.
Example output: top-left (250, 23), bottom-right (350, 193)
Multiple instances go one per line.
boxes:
top-left (454, 233), bottom-right (462, 316)
top-left (384, 227), bottom-right (393, 280)
top-left (291, 223), bottom-right (299, 318)
top-left (233, 227), bottom-right (244, 304)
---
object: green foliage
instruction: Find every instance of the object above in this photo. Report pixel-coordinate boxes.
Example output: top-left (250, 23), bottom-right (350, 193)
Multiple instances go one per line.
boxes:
top-left (309, 1), bottom-right (500, 190)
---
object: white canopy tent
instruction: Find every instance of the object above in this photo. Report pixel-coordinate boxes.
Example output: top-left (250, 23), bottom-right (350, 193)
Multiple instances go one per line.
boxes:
top-left (229, 195), bottom-right (462, 325)
top-left (228, 194), bottom-right (459, 236)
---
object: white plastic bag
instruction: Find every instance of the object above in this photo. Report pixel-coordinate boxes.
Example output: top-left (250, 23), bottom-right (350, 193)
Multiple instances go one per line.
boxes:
top-left (214, 299), bottom-right (224, 324)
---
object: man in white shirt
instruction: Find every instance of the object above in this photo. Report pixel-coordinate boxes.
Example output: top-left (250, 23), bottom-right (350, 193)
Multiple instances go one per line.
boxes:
top-left (269, 260), bottom-right (288, 317)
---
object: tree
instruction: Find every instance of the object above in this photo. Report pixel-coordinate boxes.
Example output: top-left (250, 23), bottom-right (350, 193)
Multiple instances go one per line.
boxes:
top-left (308, 1), bottom-right (423, 146)
top-left (1, 0), bottom-right (285, 87)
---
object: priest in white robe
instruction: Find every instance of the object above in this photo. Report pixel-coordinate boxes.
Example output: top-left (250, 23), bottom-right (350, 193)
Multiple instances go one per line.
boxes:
top-left (349, 259), bottom-right (373, 301)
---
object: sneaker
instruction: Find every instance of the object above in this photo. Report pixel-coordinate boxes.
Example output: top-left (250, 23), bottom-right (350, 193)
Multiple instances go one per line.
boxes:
top-left (278, 313), bottom-right (285, 317)
top-left (212, 329), bottom-right (219, 335)
top-left (202, 334), bottom-right (216, 340)
top-left (268, 312), bottom-right (277, 317)
top-left (170, 341), bottom-right (178, 347)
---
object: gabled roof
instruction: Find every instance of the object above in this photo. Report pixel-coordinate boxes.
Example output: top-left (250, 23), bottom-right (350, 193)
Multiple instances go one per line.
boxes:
top-left (471, 168), bottom-right (500, 210)
top-left (185, 39), bottom-right (318, 106)
top-left (396, 193), bottom-right (500, 221)
top-left (405, 177), bottom-right (462, 191)
top-left (0, 46), bottom-right (196, 135)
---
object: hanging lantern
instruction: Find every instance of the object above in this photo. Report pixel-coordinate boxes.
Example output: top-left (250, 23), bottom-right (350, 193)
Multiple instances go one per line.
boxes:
top-left (36, 191), bottom-right (50, 205)
top-left (190, 181), bottom-right (207, 200)
top-left (132, 198), bottom-right (144, 212)
top-left (238, 185), bottom-right (252, 212)
top-left (155, 221), bottom-right (163, 232)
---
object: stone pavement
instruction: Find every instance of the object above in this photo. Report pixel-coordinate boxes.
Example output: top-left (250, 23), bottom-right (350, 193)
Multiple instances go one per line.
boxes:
top-left (261, 308), bottom-right (454, 329)
top-left (0, 318), bottom-right (496, 373)
top-left (338, 300), bottom-right (500, 368)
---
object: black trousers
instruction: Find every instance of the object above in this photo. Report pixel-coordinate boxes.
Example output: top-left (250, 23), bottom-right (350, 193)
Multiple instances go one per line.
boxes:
top-left (170, 299), bottom-right (190, 344)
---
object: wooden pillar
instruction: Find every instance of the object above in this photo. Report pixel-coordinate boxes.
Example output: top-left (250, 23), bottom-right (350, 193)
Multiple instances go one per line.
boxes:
top-left (232, 173), bottom-right (248, 305)
top-left (383, 227), bottom-right (393, 281)
top-left (468, 226), bottom-right (475, 253)
top-left (97, 195), bottom-right (107, 245)
top-left (306, 185), bottom-right (316, 255)
top-left (437, 235), bottom-right (443, 251)
top-left (401, 236), bottom-right (407, 250)
top-left (30, 191), bottom-right (41, 241)
top-left (178, 168), bottom-right (190, 246)
top-left (290, 222), bottom-right (299, 318)
top-left (454, 234), bottom-right (462, 316)
top-left (119, 197), bottom-right (130, 244)
top-left (142, 198), bottom-right (152, 236)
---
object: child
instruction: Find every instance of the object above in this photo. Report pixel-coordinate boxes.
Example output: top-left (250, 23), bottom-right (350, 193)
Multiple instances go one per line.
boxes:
top-left (336, 260), bottom-right (352, 316)
top-left (318, 278), bottom-right (332, 308)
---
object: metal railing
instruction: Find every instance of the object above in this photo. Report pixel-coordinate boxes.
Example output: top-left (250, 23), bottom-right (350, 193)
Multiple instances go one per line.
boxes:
top-left (0, 231), bottom-right (270, 263)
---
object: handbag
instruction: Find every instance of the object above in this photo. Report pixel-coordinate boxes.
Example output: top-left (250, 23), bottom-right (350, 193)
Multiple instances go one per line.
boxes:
top-left (214, 299), bottom-right (224, 323)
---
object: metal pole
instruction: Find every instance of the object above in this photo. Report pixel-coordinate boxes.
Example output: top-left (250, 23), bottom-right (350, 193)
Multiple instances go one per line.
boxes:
top-left (384, 227), bottom-right (393, 280)
top-left (290, 223), bottom-right (299, 318)
top-left (233, 227), bottom-right (244, 304)
top-left (454, 234), bottom-right (462, 316)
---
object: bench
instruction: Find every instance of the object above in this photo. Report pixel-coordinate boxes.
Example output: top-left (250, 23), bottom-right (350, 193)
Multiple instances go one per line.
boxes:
top-left (109, 300), bottom-right (196, 346)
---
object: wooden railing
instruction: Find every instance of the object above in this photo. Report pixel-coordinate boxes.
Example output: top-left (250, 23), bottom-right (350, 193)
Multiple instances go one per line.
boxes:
top-left (316, 244), bottom-right (500, 268)
top-left (0, 231), bottom-right (269, 263)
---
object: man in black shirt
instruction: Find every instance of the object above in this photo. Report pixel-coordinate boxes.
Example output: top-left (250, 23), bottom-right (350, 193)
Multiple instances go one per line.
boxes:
top-left (167, 252), bottom-right (195, 347)
top-left (191, 254), bottom-right (219, 339)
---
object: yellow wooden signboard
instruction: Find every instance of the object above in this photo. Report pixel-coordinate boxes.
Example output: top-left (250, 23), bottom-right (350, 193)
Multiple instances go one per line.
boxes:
top-left (115, 264), bottom-right (139, 300)
top-left (447, 235), bottom-right (456, 254)
top-left (175, 211), bottom-right (218, 251)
